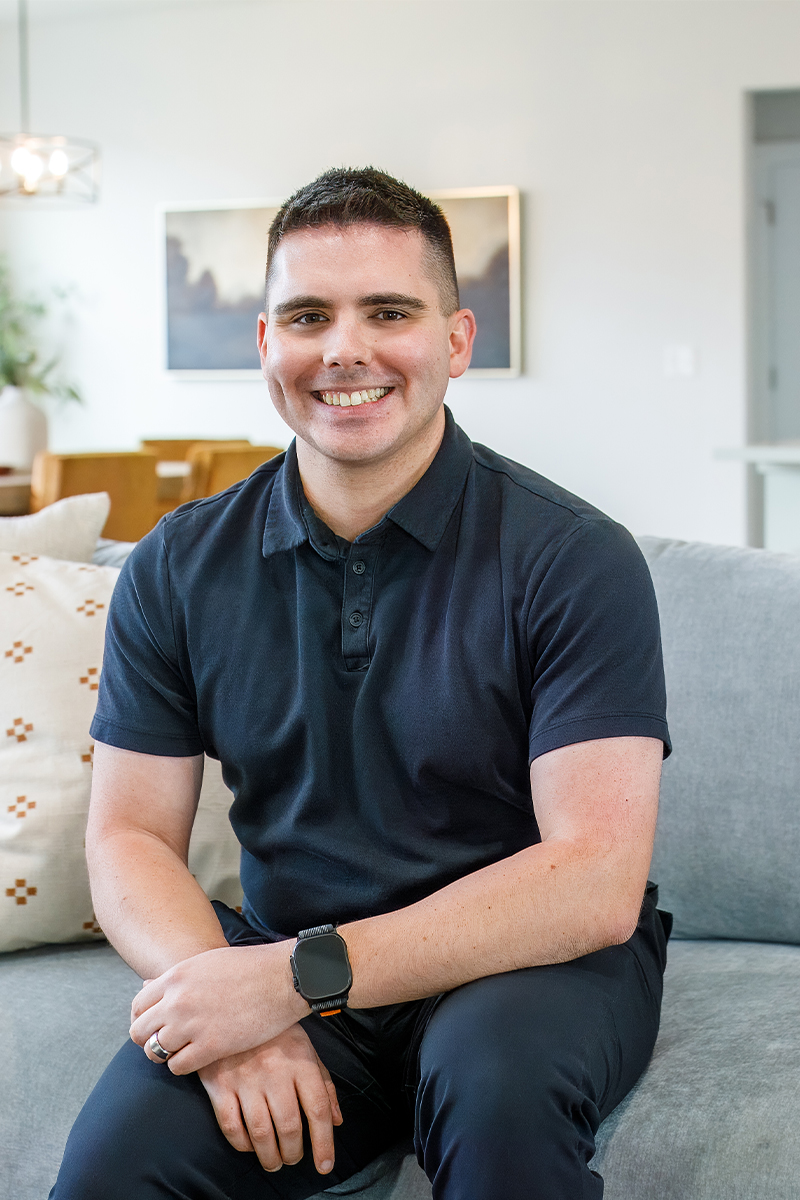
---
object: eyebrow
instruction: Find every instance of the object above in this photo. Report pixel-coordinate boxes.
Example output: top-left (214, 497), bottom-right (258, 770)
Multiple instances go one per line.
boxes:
top-left (271, 292), bottom-right (429, 317)
top-left (359, 293), bottom-right (429, 311)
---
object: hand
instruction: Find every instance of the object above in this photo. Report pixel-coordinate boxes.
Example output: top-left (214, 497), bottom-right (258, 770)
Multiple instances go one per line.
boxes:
top-left (198, 1025), bottom-right (343, 1176)
top-left (129, 942), bottom-right (310, 1074)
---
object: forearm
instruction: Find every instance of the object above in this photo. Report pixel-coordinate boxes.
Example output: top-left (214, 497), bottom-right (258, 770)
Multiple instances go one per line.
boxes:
top-left (340, 737), bottom-right (661, 1009)
top-left (341, 833), bottom-right (646, 1009)
top-left (127, 739), bottom-right (660, 1076)
top-left (87, 826), bottom-right (228, 979)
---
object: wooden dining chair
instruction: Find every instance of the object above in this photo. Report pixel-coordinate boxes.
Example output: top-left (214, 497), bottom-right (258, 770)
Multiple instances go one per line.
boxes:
top-left (181, 444), bottom-right (284, 503)
top-left (141, 440), bottom-right (253, 521)
top-left (30, 451), bottom-right (160, 542)
top-left (140, 438), bottom-right (251, 462)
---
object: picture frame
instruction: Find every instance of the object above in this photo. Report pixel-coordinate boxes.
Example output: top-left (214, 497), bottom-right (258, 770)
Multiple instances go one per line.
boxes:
top-left (161, 186), bottom-right (520, 379)
top-left (161, 198), bottom-right (280, 379)
top-left (429, 186), bottom-right (521, 378)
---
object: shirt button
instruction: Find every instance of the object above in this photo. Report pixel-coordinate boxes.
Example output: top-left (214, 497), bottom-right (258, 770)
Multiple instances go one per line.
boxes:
top-left (349, 611), bottom-right (364, 628)
top-left (352, 560), bottom-right (366, 575)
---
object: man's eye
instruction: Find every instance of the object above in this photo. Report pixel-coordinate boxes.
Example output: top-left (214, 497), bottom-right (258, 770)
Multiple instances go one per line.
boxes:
top-left (295, 312), bottom-right (326, 325)
top-left (376, 310), bottom-right (406, 321)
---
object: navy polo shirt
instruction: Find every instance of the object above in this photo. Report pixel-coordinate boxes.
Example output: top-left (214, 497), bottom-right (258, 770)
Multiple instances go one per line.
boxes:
top-left (92, 408), bottom-right (670, 939)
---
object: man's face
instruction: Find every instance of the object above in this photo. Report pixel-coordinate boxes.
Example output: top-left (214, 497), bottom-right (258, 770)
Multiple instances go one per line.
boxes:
top-left (257, 224), bottom-right (475, 469)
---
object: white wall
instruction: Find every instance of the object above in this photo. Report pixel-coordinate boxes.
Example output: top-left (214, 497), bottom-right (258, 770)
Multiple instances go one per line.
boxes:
top-left (2, 0), bottom-right (800, 544)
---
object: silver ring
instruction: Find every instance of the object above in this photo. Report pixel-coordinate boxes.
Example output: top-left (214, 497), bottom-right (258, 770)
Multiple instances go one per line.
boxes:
top-left (147, 1032), bottom-right (172, 1062)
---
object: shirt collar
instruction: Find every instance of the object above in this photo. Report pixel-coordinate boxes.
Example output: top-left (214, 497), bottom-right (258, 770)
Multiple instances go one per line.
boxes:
top-left (384, 407), bottom-right (473, 551)
top-left (262, 406), bottom-right (473, 560)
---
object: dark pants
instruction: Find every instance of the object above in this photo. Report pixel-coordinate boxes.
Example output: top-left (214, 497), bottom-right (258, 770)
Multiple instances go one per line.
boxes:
top-left (50, 887), bottom-right (669, 1200)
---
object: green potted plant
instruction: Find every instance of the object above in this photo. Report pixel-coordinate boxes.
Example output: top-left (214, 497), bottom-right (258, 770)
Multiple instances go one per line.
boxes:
top-left (0, 258), bottom-right (81, 472)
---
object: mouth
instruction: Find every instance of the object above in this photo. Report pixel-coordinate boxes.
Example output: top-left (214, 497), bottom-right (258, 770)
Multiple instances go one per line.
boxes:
top-left (313, 386), bottom-right (393, 407)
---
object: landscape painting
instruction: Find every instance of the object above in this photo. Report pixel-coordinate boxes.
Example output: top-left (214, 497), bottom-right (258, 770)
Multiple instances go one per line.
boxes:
top-left (164, 202), bottom-right (279, 373)
top-left (431, 187), bottom-right (521, 376)
top-left (164, 187), bottom-right (520, 377)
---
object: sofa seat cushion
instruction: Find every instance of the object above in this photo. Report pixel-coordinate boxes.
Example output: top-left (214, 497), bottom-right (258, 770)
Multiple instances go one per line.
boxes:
top-left (593, 938), bottom-right (800, 1199)
top-left (0, 942), bottom-right (139, 1200)
top-left (5, 937), bottom-right (800, 1200)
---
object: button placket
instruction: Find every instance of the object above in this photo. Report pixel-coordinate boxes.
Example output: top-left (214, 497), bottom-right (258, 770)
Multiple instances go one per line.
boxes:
top-left (341, 543), bottom-right (379, 670)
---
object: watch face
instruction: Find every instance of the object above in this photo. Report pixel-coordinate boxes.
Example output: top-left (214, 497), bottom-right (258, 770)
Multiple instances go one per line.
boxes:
top-left (294, 933), bottom-right (352, 1001)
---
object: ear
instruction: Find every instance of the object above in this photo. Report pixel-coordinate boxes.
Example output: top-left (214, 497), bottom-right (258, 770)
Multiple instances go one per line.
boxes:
top-left (257, 313), bottom-right (268, 376)
top-left (448, 309), bottom-right (477, 379)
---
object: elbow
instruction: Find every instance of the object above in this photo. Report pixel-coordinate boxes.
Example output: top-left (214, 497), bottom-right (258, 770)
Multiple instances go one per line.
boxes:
top-left (605, 912), bottom-right (640, 948)
top-left (599, 891), bottom-right (644, 948)
top-left (585, 880), bottom-right (643, 949)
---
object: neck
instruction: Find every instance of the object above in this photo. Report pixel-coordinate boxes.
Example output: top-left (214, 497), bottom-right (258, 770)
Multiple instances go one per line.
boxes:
top-left (296, 408), bottom-right (446, 542)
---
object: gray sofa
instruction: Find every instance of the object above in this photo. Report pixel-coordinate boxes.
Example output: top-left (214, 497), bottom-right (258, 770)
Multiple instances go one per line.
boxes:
top-left (4, 535), bottom-right (800, 1199)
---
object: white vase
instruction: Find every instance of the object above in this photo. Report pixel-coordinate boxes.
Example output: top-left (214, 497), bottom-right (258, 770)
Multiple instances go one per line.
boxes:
top-left (0, 386), bottom-right (49, 472)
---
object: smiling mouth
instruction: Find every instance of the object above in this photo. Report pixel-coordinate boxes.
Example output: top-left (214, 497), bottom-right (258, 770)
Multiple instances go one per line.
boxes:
top-left (314, 386), bottom-right (392, 407)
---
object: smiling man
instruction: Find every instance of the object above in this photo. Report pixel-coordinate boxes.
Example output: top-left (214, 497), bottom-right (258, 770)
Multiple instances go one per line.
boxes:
top-left (51, 168), bottom-right (671, 1200)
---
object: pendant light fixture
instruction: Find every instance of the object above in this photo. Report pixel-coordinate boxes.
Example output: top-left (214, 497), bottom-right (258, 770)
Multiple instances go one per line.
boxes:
top-left (0, 0), bottom-right (100, 203)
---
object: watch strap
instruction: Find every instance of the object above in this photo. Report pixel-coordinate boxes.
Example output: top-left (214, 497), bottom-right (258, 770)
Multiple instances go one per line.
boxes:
top-left (308, 994), bottom-right (349, 1016)
top-left (297, 924), bottom-right (337, 939)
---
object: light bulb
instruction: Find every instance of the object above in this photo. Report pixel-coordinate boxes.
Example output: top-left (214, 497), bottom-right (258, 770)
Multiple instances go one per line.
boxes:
top-left (11, 146), bottom-right (30, 175)
top-left (23, 154), bottom-right (44, 191)
top-left (49, 149), bottom-right (69, 178)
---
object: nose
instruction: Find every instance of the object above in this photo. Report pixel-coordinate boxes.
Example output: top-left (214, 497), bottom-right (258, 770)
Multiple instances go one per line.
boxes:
top-left (322, 315), bottom-right (373, 370)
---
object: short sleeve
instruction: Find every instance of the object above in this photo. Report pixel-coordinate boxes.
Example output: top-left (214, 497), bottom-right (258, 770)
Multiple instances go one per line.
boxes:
top-left (527, 519), bottom-right (670, 762)
top-left (90, 524), bottom-right (205, 756)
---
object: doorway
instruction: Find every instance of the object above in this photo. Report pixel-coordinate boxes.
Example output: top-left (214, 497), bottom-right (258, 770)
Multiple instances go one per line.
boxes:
top-left (748, 90), bottom-right (800, 547)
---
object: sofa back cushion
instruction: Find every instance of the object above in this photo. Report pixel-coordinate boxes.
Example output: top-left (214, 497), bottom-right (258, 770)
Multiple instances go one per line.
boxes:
top-left (639, 536), bottom-right (800, 943)
top-left (0, 493), bottom-right (110, 563)
top-left (0, 549), bottom-right (241, 953)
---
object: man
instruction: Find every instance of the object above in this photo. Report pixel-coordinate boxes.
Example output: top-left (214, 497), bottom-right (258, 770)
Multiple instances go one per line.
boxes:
top-left (52, 167), bottom-right (670, 1200)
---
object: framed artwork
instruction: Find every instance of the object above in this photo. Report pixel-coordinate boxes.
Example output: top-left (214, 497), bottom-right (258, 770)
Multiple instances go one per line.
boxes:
top-left (162, 186), bottom-right (520, 378)
top-left (162, 199), bottom-right (280, 376)
top-left (429, 186), bottom-right (520, 377)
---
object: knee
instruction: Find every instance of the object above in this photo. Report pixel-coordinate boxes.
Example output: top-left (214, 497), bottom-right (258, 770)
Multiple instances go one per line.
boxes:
top-left (51, 1040), bottom-right (223, 1199)
top-left (417, 971), bottom-right (599, 1144)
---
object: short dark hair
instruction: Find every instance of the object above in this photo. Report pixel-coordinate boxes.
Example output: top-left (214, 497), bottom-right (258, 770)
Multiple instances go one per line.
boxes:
top-left (265, 166), bottom-right (459, 314)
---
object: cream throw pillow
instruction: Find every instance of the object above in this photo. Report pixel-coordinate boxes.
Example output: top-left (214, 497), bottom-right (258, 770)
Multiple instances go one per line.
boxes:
top-left (0, 493), bottom-right (111, 564)
top-left (0, 550), bottom-right (242, 953)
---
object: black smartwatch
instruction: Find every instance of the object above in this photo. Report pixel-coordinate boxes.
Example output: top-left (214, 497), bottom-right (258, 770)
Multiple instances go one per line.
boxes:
top-left (290, 924), bottom-right (353, 1016)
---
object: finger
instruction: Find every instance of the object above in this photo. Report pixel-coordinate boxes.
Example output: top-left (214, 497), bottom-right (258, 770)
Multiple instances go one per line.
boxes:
top-left (141, 1028), bottom-right (180, 1065)
top-left (296, 1075), bottom-right (336, 1174)
top-left (262, 1092), bottom-right (305, 1168)
top-left (315, 1054), bottom-right (343, 1126)
top-left (205, 1091), bottom-right (255, 1156)
top-left (325, 1079), bottom-right (343, 1126)
top-left (130, 978), bottom-right (163, 1022)
top-left (164, 1041), bottom-right (217, 1077)
top-left (129, 1000), bottom-right (169, 1047)
top-left (240, 1102), bottom-right (284, 1173)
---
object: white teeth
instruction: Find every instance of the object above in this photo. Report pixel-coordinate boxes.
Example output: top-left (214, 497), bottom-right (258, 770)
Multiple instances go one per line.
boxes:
top-left (318, 386), bottom-right (391, 405)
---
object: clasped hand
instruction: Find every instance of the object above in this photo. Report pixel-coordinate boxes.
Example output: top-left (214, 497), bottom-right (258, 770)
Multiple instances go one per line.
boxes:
top-left (129, 946), bottom-right (342, 1176)
top-left (200, 1026), bottom-right (343, 1175)
top-left (129, 941), bottom-right (308, 1075)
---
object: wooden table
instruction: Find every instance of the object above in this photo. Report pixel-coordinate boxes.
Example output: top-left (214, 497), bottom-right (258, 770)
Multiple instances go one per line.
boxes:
top-left (0, 473), bottom-right (32, 516)
top-left (0, 461), bottom-right (191, 524)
